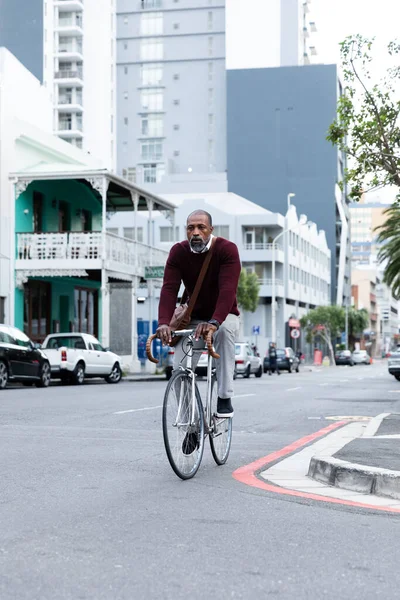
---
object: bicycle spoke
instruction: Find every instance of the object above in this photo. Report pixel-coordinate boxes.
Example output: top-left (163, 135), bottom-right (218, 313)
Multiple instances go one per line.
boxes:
top-left (209, 376), bottom-right (232, 465)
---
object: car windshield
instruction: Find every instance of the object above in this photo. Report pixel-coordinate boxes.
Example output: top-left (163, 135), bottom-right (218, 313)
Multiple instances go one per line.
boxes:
top-left (235, 345), bottom-right (242, 355)
top-left (45, 336), bottom-right (85, 349)
top-left (276, 350), bottom-right (285, 357)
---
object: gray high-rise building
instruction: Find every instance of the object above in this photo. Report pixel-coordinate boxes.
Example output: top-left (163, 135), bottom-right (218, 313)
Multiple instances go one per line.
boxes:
top-left (116, 0), bottom-right (226, 191)
top-left (0, 0), bottom-right (43, 81)
top-left (227, 65), bottom-right (351, 306)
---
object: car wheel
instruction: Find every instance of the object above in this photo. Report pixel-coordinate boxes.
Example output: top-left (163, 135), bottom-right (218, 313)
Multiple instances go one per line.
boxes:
top-left (255, 365), bottom-right (262, 378)
top-left (233, 369), bottom-right (237, 380)
top-left (244, 364), bottom-right (251, 378)
top-left (349, 361), bottom-right (354, 367)
top-left (0, 361), bottom-right (8, 389)
top-left (36, 362), bottom-right (51, 388)
top-left (395, 375), bottom-right (400, 382)
top-left (288, 364), bottom-right (292, 373)
top-left (106, 363), bottom-right (122, 384)
top-left (72, 362), bottom-right (85, 385)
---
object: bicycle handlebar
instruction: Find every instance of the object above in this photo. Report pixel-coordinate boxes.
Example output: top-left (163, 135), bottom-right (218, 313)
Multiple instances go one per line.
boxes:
top-left (145, 330), bottom-right (220, 364)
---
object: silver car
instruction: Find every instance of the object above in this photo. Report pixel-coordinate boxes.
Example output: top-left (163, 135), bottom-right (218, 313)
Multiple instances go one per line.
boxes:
top-left (235, 343), bottom-right (263, 378)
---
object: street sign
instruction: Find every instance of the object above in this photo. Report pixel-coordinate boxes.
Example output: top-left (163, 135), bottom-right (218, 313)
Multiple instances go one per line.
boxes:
top-left (291, 328), bottom-right (300, 339)
top-left (252, 326), bottom-right (260, 335)
top-left (144, 266), bottom-right (165, 279)
top-left (341, 332), bottom-right (346, 344)
top-left (289, 318), bottom-right (300, 328)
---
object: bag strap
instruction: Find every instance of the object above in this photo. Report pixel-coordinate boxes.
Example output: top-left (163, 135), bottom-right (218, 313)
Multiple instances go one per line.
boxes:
top-left (186, 237), bottom-right (216, 317)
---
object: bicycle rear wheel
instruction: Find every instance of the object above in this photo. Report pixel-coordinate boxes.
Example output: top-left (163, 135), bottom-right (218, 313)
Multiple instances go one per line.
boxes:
top-left (162, 370), bottom-right (205, 480)
top-left (209, 375), bottom-right (233, 465)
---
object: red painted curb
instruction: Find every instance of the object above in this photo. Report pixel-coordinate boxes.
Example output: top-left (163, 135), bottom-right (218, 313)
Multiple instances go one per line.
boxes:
top-left (233, 421), bottom-right (400, 514)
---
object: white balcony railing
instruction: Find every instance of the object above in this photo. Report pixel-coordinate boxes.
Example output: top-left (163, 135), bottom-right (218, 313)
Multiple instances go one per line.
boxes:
top-left (16, 232), bottom-right (168, 275)
top-left (55, 68), bottom-right (83, 80)
top-left (258, 278), bottom-right (284, 286)
top-left (244, 243), bottom-right (282, 251)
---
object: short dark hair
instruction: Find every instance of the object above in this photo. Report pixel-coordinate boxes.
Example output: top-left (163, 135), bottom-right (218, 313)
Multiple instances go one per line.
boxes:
top-left (187, 210), bottom-right (213, 227)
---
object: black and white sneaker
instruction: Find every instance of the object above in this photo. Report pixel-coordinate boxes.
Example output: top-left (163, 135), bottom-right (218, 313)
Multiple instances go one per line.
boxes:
top-left (216, 397), bottom-right (234, 418)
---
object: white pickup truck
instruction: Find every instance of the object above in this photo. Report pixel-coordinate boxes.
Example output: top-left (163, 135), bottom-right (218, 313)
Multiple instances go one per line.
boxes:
top-left (41, 333), bottom-right (122, 385)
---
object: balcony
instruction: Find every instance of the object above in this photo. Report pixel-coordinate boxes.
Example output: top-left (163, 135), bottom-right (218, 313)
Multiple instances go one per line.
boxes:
top-left (258, 278), bottom-right (284, 298)
top-left (56, 16), bottom-right (84, 36)
top-left (54, 0), bottom-right (83, 10)
top-left (57, 97), bottom-right (83, 112)
top-left (55, 42), bottom-right (83, 61)
top-left (241, 243), bottom-right (284, 264)
top-left (57, 118), bottom-right (83, 138)
top-left (16, 232), bottom-right (168, 278)
top-left (140, 0), bottom-right (162, 9)
top-left (54, 69), bottom-right (83, 85)
top-left (370, 313), bottom-right (378, 322)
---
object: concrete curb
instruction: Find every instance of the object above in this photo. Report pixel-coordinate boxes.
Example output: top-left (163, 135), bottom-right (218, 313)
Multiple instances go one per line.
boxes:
top-left (308, 455), bottom-right (400, 501)
top-left (362, 412), bottom-right (390, 437)
top-left (123, 375), bottom-right (165, 382)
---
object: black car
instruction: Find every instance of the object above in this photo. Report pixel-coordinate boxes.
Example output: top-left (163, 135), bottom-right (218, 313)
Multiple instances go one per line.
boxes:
top-left (0, 325), bottom-right (51, 389)
top-left (263, 348), bottom-right (300, 373)
top-left (334, 350), bottom-right (354, 367)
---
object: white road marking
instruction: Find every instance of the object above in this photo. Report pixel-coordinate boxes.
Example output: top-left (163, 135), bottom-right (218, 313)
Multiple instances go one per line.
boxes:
top-left (308, 417), bottom-right (322, 420)
top-left (234, 394), bottom-right (256, 399)
top-left (319, 383), bottom-right (330, 387)
top-left (114, 406), bottom-right (162, 415)
top-left (286, 387), bottom-right (301, 392)
top-left (339, 379), bottom-right (348, 383)
top-left (388, 391), bottom-right (400, 394)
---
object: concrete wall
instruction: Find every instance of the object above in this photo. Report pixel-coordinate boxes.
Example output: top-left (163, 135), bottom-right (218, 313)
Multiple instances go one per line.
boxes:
top-left (227, 64), bottom-right (346, 304)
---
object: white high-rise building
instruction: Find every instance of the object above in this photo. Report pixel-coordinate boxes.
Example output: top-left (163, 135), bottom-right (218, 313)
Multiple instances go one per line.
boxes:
top-left (43, 0), bottom-right (116, 169)
top-left (226, 0), bottom-right (318, 70)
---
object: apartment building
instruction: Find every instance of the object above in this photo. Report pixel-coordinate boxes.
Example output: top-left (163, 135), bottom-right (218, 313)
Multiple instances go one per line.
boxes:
top-left (107, 194), bottom-right (331, 357)
top-left (350, 197), bottom-right (392, 266)
top-left (43, 0), bottom-right (116, 169)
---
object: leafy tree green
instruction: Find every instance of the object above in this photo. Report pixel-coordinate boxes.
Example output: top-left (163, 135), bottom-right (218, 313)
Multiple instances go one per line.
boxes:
top-left (376, 203), bottom-right (400, 298)
top-left (348, 307), bottom-right (369, 349)
top-left (300, 306), bottom-right (345, 364)
top-left (327, 35), bottom-right (400, 201)
top-left (237, 269), bottom-right (260, 313)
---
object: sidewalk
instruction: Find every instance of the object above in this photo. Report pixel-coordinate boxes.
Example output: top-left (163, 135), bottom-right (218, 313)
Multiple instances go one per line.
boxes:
top-left (309, 413), bottom-right (400, 501)
top-left (123, 373), bottom-right (165, 382)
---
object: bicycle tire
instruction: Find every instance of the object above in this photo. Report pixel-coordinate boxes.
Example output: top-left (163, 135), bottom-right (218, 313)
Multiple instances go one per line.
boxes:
top-left (209, 375), bottom-right (233, 466)
top-left (162, 370), bottom-right (205, 480)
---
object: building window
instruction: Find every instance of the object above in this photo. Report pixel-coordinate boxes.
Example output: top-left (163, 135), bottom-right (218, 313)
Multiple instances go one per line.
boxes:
top-left (124, 66), bottom-right (128, 75)
top-left (173, 99), bottom-right (180, 106)
top-left (140, 63), bottom-right (163, 85)
top-left (141, 39), bottom-right (163, 61)
top-left (173, 124), bottom-right (180, 130)
top-left (141, 0), bottom-right (162, 8)
top-left (208, 139), bottom-right (214, 158)
top-left (74, 288), bottom-right (98, 336)
top-left (174, 150), bottom-right (180, 157)
top-left (123, 91), bottom-right (128, 100)
top-left (213, 225), bottom-right (229, 238)
top-left (160, 226), bottom-right (179, 242)
top-left (124, 42), bottom-right (128, 50)
top-left (208, 88), bottom-right (214, 105)
top-left (141, 140), bottom-right (163, 161)
top-left (143, 163), bottom-right (165, 184)
top-left (141, 89), bottom-right (163, 110)
top-left (173, 73), bottom-right (180, 80)
top-left (208, 11), bottom-right (213, 30)
top-left (122, 167), bottom-right (136, 183)
top-left (208, 113), bottom-right (214, 134)
top-left (141, 12), bottom-right (163, 35)
top-left (123, 227), bottom-right (143, 242)
top-left (173, 23), bottom-right (180, 30)
top-left (208, 62), bottom-right (213, 81)
top-left (141, 114), bottom-right (163, 136)
top-left (208, 36), bottom-right (213, 56)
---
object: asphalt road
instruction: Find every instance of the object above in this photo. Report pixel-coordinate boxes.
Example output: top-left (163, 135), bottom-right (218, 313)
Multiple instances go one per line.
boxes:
top-left (1, 362), bottom-right (400, 599)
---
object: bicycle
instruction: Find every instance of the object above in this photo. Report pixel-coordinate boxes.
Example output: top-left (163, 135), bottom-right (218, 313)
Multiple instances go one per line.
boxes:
top-left (146, 329), bottom-right (233, 480)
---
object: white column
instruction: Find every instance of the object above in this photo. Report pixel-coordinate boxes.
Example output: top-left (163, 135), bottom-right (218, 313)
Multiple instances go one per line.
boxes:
top-left (130, 276), bottom-right (141, 372)
top-left (101, 176), bottom-right (110, 348)
top-left (146, 198), bottom-right (156, 373)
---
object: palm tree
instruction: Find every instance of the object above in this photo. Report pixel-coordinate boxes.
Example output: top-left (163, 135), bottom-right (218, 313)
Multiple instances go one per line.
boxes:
top-left (376, 204), bottom-right (400, 298)
top-left (347, 308), bottom-right (369, 350)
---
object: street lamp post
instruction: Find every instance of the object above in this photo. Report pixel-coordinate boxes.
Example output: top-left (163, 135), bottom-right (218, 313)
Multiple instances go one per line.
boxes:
top-left (287, 193), bottom-right (296, 211)
top-left (271, 214), bottom-right (308, 344)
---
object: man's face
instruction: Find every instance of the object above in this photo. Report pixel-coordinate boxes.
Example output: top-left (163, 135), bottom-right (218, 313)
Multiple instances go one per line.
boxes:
top-left (186, 213), bottom-right (213, 252)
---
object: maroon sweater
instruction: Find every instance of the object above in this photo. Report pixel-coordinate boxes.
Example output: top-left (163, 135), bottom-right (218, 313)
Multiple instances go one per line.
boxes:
top-left (158, 237), bottom-right (241, 326)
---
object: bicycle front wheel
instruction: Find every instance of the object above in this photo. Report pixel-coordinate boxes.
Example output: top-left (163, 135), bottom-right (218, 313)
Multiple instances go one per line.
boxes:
top-left (162, 370), bottom-right (205, 480)
top-left (209, 375), bottom-right (233, 465)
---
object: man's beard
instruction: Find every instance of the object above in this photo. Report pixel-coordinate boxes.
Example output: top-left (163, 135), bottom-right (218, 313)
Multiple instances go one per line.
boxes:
top-left (189, 235), bottom-right (209, 253)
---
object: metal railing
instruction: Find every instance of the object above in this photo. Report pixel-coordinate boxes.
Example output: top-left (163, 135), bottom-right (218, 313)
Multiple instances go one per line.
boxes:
top-left (16, 232), bottom-right (168, 274)
top-left (244, 243), bottom-right (282, 251)
top-left (258, 278), bottom-right (284, 286)
top-left (55, 69), bottom-right (83, 79)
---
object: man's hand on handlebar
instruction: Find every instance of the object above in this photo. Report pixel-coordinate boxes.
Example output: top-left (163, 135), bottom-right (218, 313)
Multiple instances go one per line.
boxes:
top-left (195, 322), bottom-right (217, 342)
top-left (156, 324), bottom-right (172, 346)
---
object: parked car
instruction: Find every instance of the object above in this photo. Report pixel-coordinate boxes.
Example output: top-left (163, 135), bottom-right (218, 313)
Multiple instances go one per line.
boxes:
top-left (41, 333), bottom-right (122, 384)
top-left (388, 350), bottom-right (400, 381)
top-left (335, 350), bottom-right (354, 366)
top-left (263, 347), bottom-right (300, 374)
top-left (0, 324), bottom-right (51, 389)
top-left (352, 350), bottom-right (370, 365)
top-left (165, 349), bottom-right (238, 379)
top-left (235, 342), bottom-right (262, 378)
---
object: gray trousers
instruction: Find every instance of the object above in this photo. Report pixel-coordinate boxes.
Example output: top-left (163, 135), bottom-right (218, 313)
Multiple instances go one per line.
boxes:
top-left (173, 314), bottom-right (240, 399)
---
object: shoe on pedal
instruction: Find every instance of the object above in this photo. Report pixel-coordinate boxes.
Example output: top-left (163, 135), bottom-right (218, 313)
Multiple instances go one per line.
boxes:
top-left (216, 397), bottom-right (234, 418)
top-left (182, 431), bottom-right (198, 455)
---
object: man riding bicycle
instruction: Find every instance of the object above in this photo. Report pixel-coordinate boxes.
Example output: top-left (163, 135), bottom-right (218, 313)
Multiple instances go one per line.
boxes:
top-left (156, 210), bottom-right (241, 417)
